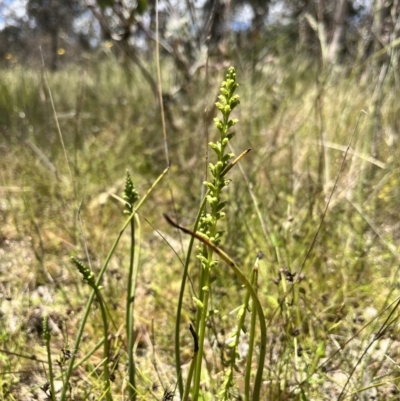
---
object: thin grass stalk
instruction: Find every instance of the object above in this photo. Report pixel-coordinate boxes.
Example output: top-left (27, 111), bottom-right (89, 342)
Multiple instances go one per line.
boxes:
top-left (228, 143), bottom-right (279, 263)
top-left (73, 338), bottom-right (105, 368)
top-left (126, 214), bottom-right (140, 400)
top-left (295, 295), bottom-right (400, 394)
top-left (40, 48), bottom-right (75, 195)
top-left (70, 256), bottom-right (112, 400)
top-left (183, 326), bottom-right (199, 401)
top-left (59, 289), bottom-right (95, 401)
top-left (338, 298), bottom-right (400, 401)
top-left (192, 203), bottom-right (224, 399)
top-left (96, 291), bottom-right (113, 401)
top-left (121, 171), bottom-right (140, 400)
top-left (220, 254), bottom-right (260, 401)
top-left (182, 356), bottom-right (197, 401)
top-left (175, 194), bottom-right (207, 397)
top-left (59, 167), bottom-right (168, 401)
top-left (245, 261), bottom-right (259, 401)
top-left (265, 115), bottom-right (361, 339)
top-left (192, 257), bottom-right (211, 400)
top-left (194, 242), bottom-right (206, 332)
top-left (43, 315), bottom-right (56, 401)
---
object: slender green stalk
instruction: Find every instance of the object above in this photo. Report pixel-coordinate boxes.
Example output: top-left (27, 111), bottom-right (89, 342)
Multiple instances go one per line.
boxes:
top-left (192, 263), bottom-right (211, 399)
top-left (59, 167), bottom-right (168, 401)
top-left (245, 265), bottom-right (259, 401)
top-left (123, 171), bottom-right (140, 401)
top-left (179, 181), bottom-right (243, 397)
top-left (164, 214), bottom-right (267, 401)
top-left (96, 292), bottom-right (113, 401)
top-left (183, 356), bottom-right (197, 401)
top-left (126, 215), bottom-right (142, 400)
top-left (219, 255), bottom-right (261, 400)
top-left (70, 257), bottom-right (112, 401)
top-left (74, 338), bottom-right (105, 368)
top-left (183, 325), bottom-right (199, 401)
top-left (175, 194), bottom-right (207, 397)
top-left (127, 216), bottom-right (136, 399)
top-left (43, 315), bottom-right (56, 401)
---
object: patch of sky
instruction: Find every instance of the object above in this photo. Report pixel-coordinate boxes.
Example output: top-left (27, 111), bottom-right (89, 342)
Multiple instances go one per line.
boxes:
top-left (229, 4), bottom-right (253, 31)
top-left (0, 0), bottom-right (27, 30)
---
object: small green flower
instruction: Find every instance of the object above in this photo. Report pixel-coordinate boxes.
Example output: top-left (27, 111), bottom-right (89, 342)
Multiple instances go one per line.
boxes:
top-left (198, 67), bottom-right (240, 245)
top-left (43, 315), bottom-right (50, 342)
top-left (71, 256), bottom-right (96, 288)
top-left (123, 170), bottom-right (139, 214)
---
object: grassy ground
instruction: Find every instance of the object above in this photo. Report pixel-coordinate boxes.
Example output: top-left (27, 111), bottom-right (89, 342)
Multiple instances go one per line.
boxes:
top-left (1, 55), bottom-right (400, 400)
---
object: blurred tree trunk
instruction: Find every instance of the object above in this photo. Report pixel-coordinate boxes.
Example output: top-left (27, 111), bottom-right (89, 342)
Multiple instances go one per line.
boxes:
top-left (373, 0), bottom-right (385, 55)
top-left (370, 0), bottom-right (400, 159)
top-left (360, 0), bottom-right (400, 69)
top-left (372, 0), bottom-right (400, 53)
top-left (50, 27), bottom-right (59, 71)
top-left (327, 0), bottom-right (348, 63)
top-left (297, 0), bottom-right (317, 49)
top-left (203, 0), bottom-right (231, 59)
top-left (87, 3), bottom-right (158, 96)
top-left (27, 0), bottom-right (83, 71)
top-left (303, 0), bottom-right (349, 65)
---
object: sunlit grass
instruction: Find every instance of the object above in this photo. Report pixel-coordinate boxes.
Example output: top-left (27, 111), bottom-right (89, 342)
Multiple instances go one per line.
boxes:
top-left (0, 57), bottom-right (399, 400)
